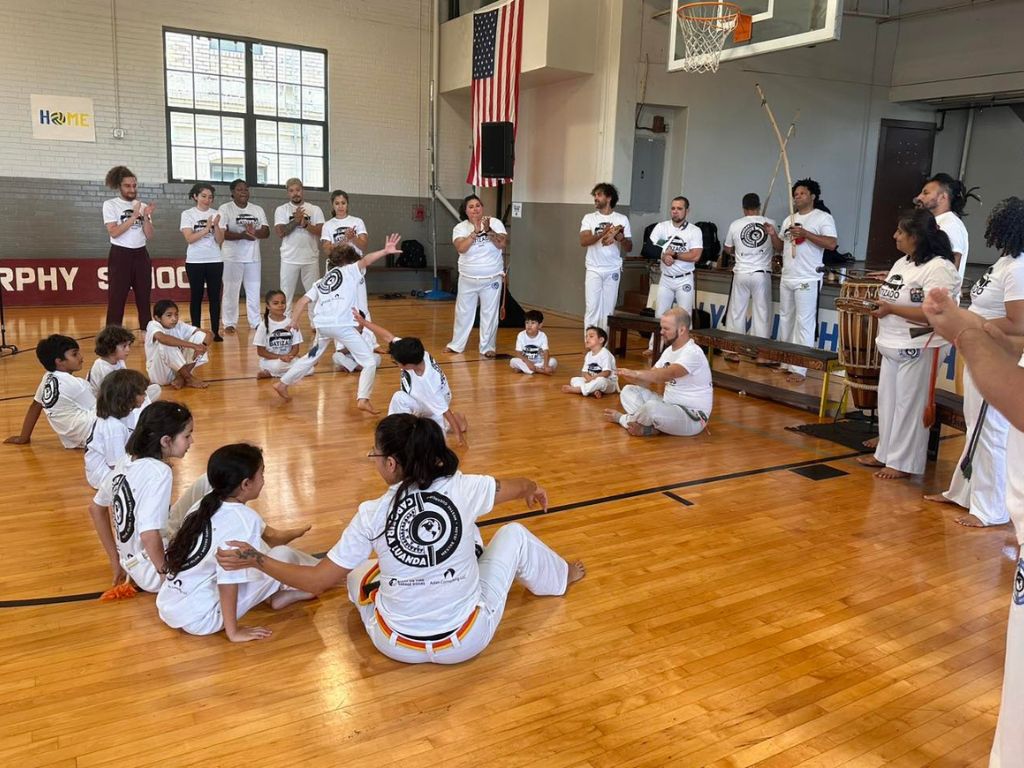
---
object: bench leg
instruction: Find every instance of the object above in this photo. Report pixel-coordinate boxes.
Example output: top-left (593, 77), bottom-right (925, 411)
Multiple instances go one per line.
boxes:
top-left (818, 370), bottom-right (831, 419)
top-left (614, 327), bottom-right (626, 358)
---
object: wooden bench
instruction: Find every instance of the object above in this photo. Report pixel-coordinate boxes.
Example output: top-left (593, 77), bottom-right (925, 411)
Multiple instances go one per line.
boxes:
top-left (928, 389), bottom-right (966, 460)
top-left (607, 311), bottom-right (664, 359)
top-left (367, 265), bottom-right (453, 293)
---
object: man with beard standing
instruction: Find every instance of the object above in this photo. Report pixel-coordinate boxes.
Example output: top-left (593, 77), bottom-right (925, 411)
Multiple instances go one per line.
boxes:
top-left (274, 178), bottom-right (325, 309)
top-left (102, 166), bottom-right (156, 327)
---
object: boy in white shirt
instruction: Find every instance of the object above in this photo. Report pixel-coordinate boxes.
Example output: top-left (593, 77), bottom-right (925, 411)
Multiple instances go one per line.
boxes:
top-left (5, 334), bottom-right (96, 448)
top-left (89, 324), bottom-right (162, 402)
top-left (511, 310), bottom-right (557, 375)
top-left (145, 300), bottom-right (212, 390)
top-left (562, 326), bottom-right (618, 398)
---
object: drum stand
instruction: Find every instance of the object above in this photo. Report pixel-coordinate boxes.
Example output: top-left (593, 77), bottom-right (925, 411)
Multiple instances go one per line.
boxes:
top-left (0, 282), bottom-right (17, 357)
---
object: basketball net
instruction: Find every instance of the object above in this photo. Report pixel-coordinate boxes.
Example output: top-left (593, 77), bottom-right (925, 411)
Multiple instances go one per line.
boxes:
top-left (676, 2), bottom-right (747, 73)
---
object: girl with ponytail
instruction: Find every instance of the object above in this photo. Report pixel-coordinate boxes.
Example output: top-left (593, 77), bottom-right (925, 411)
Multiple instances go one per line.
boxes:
top-left (157, 444), bottom-right (315, 641)
top-left (217, 414), bottom-right (585, 664)
top-left (253, 289), bottom-right (303, 379)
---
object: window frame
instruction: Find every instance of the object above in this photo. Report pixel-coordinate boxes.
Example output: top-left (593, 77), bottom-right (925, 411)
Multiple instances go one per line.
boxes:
top-left (162, 27), bottom-right (329, 190)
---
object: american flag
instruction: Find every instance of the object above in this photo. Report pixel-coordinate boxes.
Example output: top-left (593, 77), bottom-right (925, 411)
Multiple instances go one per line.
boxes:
top-left (466, 0), bottom-right (524, 187)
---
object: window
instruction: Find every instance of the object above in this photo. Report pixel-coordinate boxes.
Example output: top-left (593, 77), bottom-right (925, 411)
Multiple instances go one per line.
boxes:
top-left (163, 30), bottom-right (327, 188)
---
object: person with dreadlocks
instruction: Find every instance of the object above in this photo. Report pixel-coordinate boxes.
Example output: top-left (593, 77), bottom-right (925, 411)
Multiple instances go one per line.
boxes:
top-left (924, 197), bottom-right (1024, 524)
top-left (914, 172), bottom-right (981, 280)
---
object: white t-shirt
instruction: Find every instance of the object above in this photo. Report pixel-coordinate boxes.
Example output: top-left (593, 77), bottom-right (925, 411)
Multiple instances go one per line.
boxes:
top-left (305, 263), bottom-right (363, 327)
top-left (145, 320), bottom-right (201, 361)
top-left (93, 454), bottom-right (173, 572)
top-left (103, 198), bottom-right (149, 249)
top-left (724, 215), bottom-right (777, 273)
top-left (515, 330), bottom-right (549, 363)
top-left (649, 220), bottom-right (703, 278)
top-left (935, 211), bottom-right (969, 280)
top-left (399, 349), bottom-right (452, 417)
top-left (84, 413), bottom-right (134, 489)
top-left (452, 219), bottom-right (507, 278)
top-left (582, 347), bottom-right (617, 382)
top-left (969, 254), bottom-right (1024, 320)
top-left (581, 212), bottom-right (631, 274)
top-left (88, 357), bottom-right (125, 395)
top-left (322, 216), bottom-right (367, 256)
top-left (179, 207), bottom-right (222, 264)
top-left (655, 339), bottom-right (713, 414)
top-left (253, 316), bottom-right (304, 355)
top-left (781, 208), bottom-right (837, 281)
top-left (33, 371), bottom-right (96, 449)
top-left (275, 202), bottom-right (326, 265)
top-left (217, 202), bottom-right (268, 263)
top-left (327, 472), bottom-right (496, 636)
top-left (876, 255), bottom-right (962, 349)
top-left (156, 501), bottom-right (268, 629)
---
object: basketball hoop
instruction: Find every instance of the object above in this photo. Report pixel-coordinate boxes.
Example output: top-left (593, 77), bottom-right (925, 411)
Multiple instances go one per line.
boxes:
top-left (676, 2), bottom-right (750, 73)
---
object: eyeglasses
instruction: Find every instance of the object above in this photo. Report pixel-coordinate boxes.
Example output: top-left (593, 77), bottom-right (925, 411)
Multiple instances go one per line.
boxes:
top-left (366, 449), bottom-right (385, 459)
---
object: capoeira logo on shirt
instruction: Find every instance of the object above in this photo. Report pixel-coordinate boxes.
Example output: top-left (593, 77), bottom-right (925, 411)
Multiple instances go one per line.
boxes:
top-left (176, 519), bottom-right (213, 573)
top-left (110, 474), bottom-right (136, 544)
top-left (971, 267), bottom-right (994, 298)
top-left (1013, 559), bottom-right (1024, 606)
top-left (118, 209), bottom-right (143, 228)
top-left (909, 286), bottom-right (925, 304)
top-left (385, 491), bottom-right (463, 568)
top-left (318, 267), bottom-right (344, 294)
top-left (523, 343), bottom-right (541, 361)
top-left (740, 222), bottom-right (769, 248)
top-left (192, 219), bottom-right (209, 233)
top-left (879, 275), bottom-right (904, 302)
top-left (267, 329), bottom-right (294, 355)
top-left (661, 235), bottom-right (687, 255)
top-left (235, 212), bottom-right (259, 229)
top-left (41, 374), bottom-right (60, 409)
top-left (586, 362), bottom-right (602, 374)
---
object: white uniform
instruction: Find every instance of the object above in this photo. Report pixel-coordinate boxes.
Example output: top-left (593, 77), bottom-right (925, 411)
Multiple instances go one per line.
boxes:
top-left (779, 208), bottom-right (837, 376)
top-left (84, 403), bottom-right (147, 489)
top-left (275, 201), bottom-right (326, 306)
top-left (330, 472), bottom-right (569, 665)
top-left (388, 349), bottom-right (452, 431)
top-left (619, 339), bottom-right (712, 436)
top-left (102, 198), bottom-right (149, 249)
top-left (253, 316), bottom-right (304, 378)
top-left (989, 351), bottom-right (1024, 766)
top-left (33, 371), bottom-right (96, 449)
top-left (724, 215), bottom-right (776, 338)
top-left (280, 263), bottom-right (378, 400)
top-left (144, 320), bottom-right (209, 386)
top-left (448, 219), bottom-right (507, 355)
top-left (510, 330), bottom-right (557, 374)
top-left (940, 254), bottom-right (1024, 523)
top-left (156, 501), bottom-right (314, 636)
top-left (935, 210), bottom-right (969, 282)
top-left (648, 221), bottom-right (702, 343)
top-left (872, 255), bottom-right (962, 475)
top-left (321, 215), bottom-right (378, 353)
top-left (581, 212), bottom-right (631, 333)
top-left (88, 358), bottom-right (162, 402)
top-left (569, 347), bottom-right (618, 397)
top-left (218, 201), bottom-right (268, 328)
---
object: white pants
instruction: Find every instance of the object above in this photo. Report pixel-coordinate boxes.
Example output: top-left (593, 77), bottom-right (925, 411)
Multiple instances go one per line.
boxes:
top-left (618, 384), bottom-right (709, 437)
top-left (649, 273), bottom-right (695, 349)
top-left (333, 350), bottom-right (382, 372)
top-left (346, 522), bottom-right (568, 665)
top-left (584, 269), bottom-right (621, 333)
top-left (569, 375), bottom-right (617, 396)
top-left (388, 390), bottom-right (446, 432)
top-left (873, 344), bottom-right (938, 476)
top-left (727, 271), bottom-right (772, 338)
top-left (222, 260), bottom-right (261, 329)
top-left (448, 274), bottom-right (502, 354)
top-left (280, 261), bottom-right (319, 309)
top-left (941, 366), bottom-right (1010, 525)
top-left (258, 358), bottom-right (294, 378)
top-left (510, 357), bottom-right (558, 374)
top-left (146, 331), bottom-right (209, 386)
top-left (779, 277), bottom-right (819, 377)
top-left (281, 326), bottom-right (377, 400)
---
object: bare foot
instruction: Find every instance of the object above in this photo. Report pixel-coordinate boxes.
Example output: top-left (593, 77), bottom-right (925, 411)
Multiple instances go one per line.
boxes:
top-left (269, 589), bottom-right (316, 610)
top-left (185, 375), bottom-right (209, 389)
top-left (452, 412), bottom-right (469, 434)
top-left (357, 398), bottom-right (379, 415)
top-left (561, 385), bottom-right (581, 394)
top-left (863, 437), bottom-right (879, 449)
top-left (483, 351), bottom-right (496, 359)
top-left (171, 374), bottom-right (185, 390)
top-left (278, 524), bottom-right (312, 544)
top-left (603, 409), bottom-right (624, 424)
top-left (626, 421), bottom-right (657, 437)
top-left (224, 326), bottom-right (236, 335)
top-left (111, 565), bottom-right (127, 587)
top-left (535, 367), bottom-right (553, 376)
top-left (593, 390), bottom-right (604, 399)
top-left (257, 370), bottom-right (272, 379)
top-left (565, 560), bottom-right (586, 590)
top-left (923, 493), bottom-right (959, 506)
top-left (875, 467), bottom-right (911, 480)
top-left (273, 382), bottom-right (292, 401)
top-left (445, 347), bottom-right (462, 355)
top-left (954, 514), bottom-right (986, 528)
top-left (857, 456), bottom-right (885, 468)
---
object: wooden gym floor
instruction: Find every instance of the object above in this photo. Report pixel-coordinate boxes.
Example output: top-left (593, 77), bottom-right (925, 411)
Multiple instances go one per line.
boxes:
top-left (0, 299), bottom-right (1016, 767)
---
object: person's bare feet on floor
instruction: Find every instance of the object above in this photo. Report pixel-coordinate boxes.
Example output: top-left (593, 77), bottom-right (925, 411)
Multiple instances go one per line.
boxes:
top-left (565, 560), bottom-right (586, 590)
top-left (602, 409), bottom-right (623, 424)
top-left (273, 382), bottom-right (292, 401)
top-left (857, 456), bottom-right (884, 468)
top-left (357, 398), bottom-right (379, 415)
top-left (863, 436), bottom-right (879, 449)
top-left (257, 370), bottom-right (272, 379)
top-left (923, 492), bottom-right (960, 506)
top-left (875, 467), bottom-right (910, 480)
top-left (954, 513), bottom-right (987, 528)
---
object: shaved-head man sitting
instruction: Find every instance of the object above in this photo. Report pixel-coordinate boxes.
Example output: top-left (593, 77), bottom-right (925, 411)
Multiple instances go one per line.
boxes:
top-left (604, 307), bottom-right (713, 437)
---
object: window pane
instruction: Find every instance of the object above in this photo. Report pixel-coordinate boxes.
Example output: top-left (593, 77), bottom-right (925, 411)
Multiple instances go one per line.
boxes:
top-left (302, 157), bottom-right (324, 188)
top-left (193, 36), bottom-right (219, 74)
top-left (196, 148), bottom-right (223, 181)
top-left (223, 117), bottom-right (244, 150)
top-left (220, 39), bottom-right (245, 78)
top-left (256, 120), bottom-right (277, 152)
top-left (301, 50), bottom-right (325, 86)
top-left (302, 87), bottom-right (325, 121)
top-left (165, 32), bottom-right (193, 71)
top-left (277, 47), bottom-right (301, 84)
top-left (166, 70), bottom-right (193, 108)
top-left (171, 146), bottom-right (196, 181)
top-left (253, 43), bottom-right (276, 80)
top-left (278, 122), bottom-right (301, 154)
top-left (221, 77), bottom-right (246, 113)
top-left (254, 80), bottom-right (276, 116)
top-left (195, 74), bottom-right (220, 111)
top-left (279, 154), bottom-right (302, 181)
top-left (302, 124), bottom-right (324, 156)
top-left (278, 83), bottom-right (301, 118)
top-left (169, 112), bottom-right (195, 146)
top-left (258, 154), bottom-right (278, 186)
top-left (195, 114), bottom-right (221, 148)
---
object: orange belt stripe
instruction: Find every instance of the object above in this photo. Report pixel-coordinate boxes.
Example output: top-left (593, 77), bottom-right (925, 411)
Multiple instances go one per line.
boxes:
top-left (375, 606), bottom-right (482, 652)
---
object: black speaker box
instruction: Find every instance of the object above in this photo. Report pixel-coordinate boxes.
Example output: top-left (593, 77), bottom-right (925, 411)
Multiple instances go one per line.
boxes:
top-left (481, 121), bottom-right (514, 178)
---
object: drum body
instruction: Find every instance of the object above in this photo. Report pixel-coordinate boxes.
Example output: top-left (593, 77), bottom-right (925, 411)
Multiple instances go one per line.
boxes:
top-left (836, 280), bottom-right (882, 409)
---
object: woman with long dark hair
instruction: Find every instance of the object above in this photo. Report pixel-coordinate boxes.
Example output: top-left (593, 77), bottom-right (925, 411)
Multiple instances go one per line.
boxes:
top-left (217, 414), bottom-right (584, 663)
top-left (180, 183), bottom-right (225, 341)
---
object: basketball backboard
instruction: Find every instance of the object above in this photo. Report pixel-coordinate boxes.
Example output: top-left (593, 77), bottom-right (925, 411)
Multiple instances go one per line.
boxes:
top-left (668, 0), bottom-right (843, 72)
